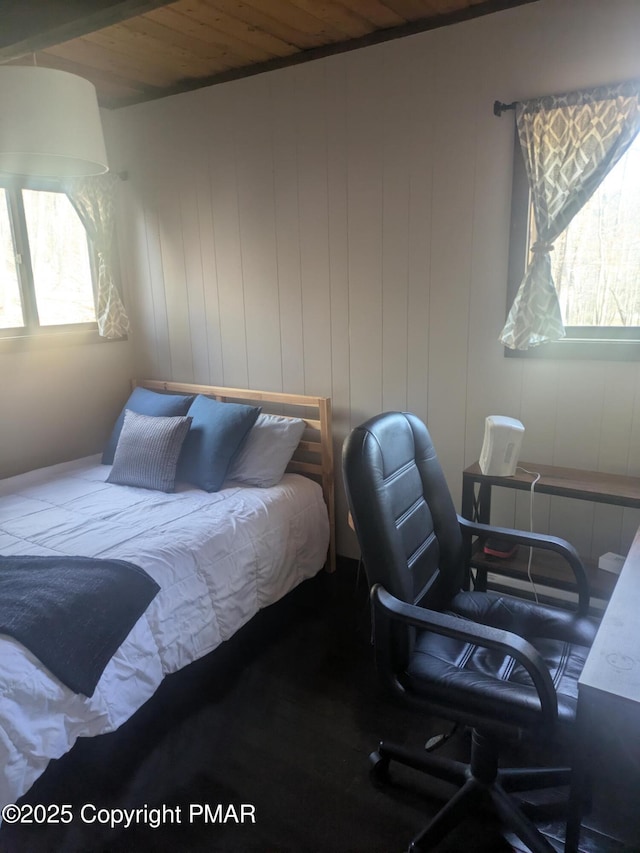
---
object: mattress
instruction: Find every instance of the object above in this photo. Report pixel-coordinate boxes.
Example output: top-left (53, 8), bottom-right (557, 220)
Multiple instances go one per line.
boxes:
top-left (0, 455), bottom-right (330, 810)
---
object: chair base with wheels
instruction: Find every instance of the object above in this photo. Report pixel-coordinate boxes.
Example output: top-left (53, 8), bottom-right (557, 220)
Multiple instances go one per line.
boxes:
top-left (370, 729), bottom-right (570, 852)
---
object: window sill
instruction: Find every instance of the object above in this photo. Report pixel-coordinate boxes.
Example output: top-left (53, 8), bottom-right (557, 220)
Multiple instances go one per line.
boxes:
top-left (504, 337), bottom-right (640, 361)
top-left (0, 329), bottom-right (127, 353)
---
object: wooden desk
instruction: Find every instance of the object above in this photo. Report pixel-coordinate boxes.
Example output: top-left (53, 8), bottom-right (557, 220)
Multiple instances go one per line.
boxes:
top-left (461, 461), bottom-right (640, 604)
top-left (565, 526), bottom-right (640, 852)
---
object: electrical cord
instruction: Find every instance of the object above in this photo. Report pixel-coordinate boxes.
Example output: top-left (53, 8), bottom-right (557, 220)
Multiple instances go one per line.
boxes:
top-left (516, 466), bottom-right (541, 604)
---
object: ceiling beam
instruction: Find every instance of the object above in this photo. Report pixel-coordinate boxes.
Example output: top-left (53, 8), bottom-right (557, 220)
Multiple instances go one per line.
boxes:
top-left (0, 0), bottom-right (179, 62)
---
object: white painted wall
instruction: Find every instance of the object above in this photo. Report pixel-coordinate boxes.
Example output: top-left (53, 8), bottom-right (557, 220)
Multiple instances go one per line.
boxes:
top-left (0, 338), bottom-right (133, 478)
top-left (110, 0), bottom-right (640, 559)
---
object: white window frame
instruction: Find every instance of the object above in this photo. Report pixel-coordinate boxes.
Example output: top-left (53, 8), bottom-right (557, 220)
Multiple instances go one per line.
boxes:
top-left (0, 176), bottom-right (98, 341)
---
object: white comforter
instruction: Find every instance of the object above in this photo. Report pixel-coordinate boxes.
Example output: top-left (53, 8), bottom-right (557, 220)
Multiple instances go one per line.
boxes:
top-left (0, 456), bottom-right (329, 809)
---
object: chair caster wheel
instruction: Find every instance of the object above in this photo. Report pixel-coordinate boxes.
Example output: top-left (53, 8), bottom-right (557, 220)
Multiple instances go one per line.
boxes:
top-left (369, 751), bottom-right (390, 786)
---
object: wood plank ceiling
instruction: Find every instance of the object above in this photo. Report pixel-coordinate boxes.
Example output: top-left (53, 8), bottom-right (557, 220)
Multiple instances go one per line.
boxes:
top-left (0, 0), bottom-right (536, 109)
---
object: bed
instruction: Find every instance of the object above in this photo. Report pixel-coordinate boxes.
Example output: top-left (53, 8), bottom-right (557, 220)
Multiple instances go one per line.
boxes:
top-left (0, 380), bottom-right (334, 812)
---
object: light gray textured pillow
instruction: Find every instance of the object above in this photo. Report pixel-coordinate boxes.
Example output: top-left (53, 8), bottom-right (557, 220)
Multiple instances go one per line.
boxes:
top-left (107, 409), bottom-right (192, 492)
top-left (226, 414), bottom-right (306, 487)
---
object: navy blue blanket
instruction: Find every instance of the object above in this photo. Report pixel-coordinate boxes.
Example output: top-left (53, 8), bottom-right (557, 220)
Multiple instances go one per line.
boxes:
top-left (0, 555), bottom-right (160, 697)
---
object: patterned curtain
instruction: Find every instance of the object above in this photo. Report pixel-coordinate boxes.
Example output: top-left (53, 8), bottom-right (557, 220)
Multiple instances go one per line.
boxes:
top-left (499, 80), bottom-right (640, 350)
top-left (62, 172), bottom-right (131, 339)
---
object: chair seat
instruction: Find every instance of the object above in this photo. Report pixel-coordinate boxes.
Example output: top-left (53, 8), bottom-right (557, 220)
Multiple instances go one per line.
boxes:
top-left (403, 591), bottom-right (598, 731)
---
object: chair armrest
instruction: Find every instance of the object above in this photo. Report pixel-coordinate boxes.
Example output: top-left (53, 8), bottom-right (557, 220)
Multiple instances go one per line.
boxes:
top-left (371, 583), bottom-right (558, 728)
top-left (458, 515), bottom-right (590, 616)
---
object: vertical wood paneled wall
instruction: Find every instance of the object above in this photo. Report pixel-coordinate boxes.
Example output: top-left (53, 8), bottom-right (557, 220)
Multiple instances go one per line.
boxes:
top-left (111, 0), bottom-right (640, 559)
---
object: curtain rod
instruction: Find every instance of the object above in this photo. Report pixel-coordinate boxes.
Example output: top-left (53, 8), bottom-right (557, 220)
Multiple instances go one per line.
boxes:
top-left (493, 100), bottom-right (517, 116)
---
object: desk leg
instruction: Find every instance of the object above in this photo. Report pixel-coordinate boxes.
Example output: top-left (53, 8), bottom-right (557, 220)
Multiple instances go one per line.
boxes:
top-left (565, 696), bottom-right (591, 853)
top-left (476, 482), bottom-right (492, 524)
top-left (474, 483), bottom-right (492, 592)
top-left (461, 477), bottom-right (492, 525)
top-left (461, 476), bottom-right (475, 590)
top-left (461, 478), bottom-right (493, 592)
top-left (461, 475), bottom-right (475, 522)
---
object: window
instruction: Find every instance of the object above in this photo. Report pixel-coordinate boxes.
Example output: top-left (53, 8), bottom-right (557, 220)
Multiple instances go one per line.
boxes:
top-left (0, 180), bottom-right (97, 338)
top-left (504, 81), bottom-right (640, 360)
top-left (506, 132), bottom-right (640, 360)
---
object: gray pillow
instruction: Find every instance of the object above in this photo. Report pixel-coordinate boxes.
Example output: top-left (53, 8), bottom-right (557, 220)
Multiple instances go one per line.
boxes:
top-left (107, 409), bottom-right (192, 492)
top-left (102, 387), bottom-right (195, 465)
top-left (226, 414), bottom-right (306, 487)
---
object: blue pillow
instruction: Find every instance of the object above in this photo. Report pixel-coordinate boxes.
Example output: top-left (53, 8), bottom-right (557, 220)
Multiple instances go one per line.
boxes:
top-left (178, 395), bottom-right (261, 492)
top-left (102, 387), bottom-right (195, 464)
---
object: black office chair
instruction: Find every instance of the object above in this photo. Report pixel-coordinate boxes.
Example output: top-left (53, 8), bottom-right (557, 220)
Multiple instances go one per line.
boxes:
top-left (342, 412), bottom-right (598, 853)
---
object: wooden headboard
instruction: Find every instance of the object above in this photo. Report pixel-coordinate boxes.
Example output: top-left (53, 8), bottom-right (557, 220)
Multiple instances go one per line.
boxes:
top-left (135, 380), bottom-right (335, 573)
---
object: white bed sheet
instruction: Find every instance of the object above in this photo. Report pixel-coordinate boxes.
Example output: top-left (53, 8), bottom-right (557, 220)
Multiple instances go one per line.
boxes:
top-left (0, 456), bottom-right (329, 810)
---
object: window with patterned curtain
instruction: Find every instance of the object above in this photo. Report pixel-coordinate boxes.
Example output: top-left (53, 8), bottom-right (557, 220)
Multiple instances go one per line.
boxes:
top-left (0, 172), bottom-right (129, 342)
top-left (500, 80), bottom-right (640, 359)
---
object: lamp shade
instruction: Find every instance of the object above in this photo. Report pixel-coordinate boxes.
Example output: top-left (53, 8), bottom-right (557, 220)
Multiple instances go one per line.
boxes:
top-left (0, 66), bottom-right (108, 178)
